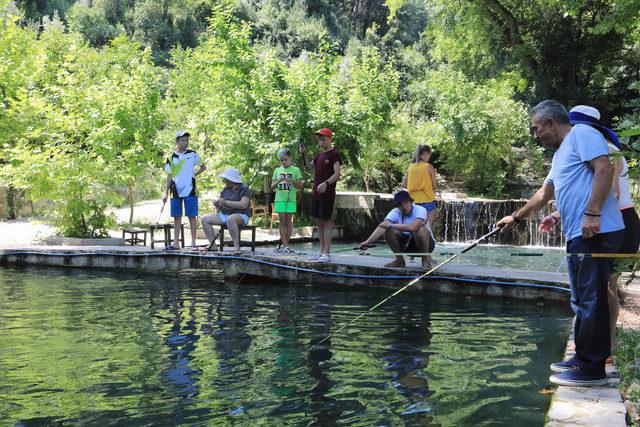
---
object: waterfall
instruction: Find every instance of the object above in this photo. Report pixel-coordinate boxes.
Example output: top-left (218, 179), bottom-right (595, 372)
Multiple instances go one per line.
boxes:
top-left (432, 200), bottom-right (565, 247)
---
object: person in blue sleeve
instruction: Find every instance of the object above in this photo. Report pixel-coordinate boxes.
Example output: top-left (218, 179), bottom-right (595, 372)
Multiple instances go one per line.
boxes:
top-left (497, 100), bottom-right (624, 387)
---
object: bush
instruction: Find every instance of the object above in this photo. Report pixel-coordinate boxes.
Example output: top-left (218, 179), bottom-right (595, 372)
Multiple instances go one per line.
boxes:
top-left (67, 3), bottom-right (120, 47)
top-left (47, 179), bottom-right (117, 238)
top-left (404, 67), bottom-right (532, 196)
top-left (615, 328), bottom-right (640, 423)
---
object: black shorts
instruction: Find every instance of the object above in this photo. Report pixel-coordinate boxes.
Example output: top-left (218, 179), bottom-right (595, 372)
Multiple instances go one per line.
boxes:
top-left (620, 207), bottom-right (640, 254)
top-left (311, 197), bottom-right (334, 220)
top-left (399, 231), bottom-right (435, 254)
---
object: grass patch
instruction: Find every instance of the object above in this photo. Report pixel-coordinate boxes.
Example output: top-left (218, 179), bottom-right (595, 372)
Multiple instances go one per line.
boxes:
top-left (616, 328), bottom-right (640, 425)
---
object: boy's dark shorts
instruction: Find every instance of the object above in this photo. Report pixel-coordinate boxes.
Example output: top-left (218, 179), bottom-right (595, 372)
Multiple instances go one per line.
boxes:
top-left (311, 197), bottom-right (334, 220)
top-left (399, 231), bottom-right (435, 254)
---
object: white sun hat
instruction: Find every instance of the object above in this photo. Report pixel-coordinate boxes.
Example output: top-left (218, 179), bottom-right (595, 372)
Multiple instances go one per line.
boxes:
top-left (569, 105), bottom-right (601, 120)
top-left (219, 168), bottom-right (243, 184)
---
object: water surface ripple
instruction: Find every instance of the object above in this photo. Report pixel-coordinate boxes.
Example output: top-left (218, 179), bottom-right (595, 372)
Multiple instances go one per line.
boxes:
top-left (0, 267), bottom-right (571, 426)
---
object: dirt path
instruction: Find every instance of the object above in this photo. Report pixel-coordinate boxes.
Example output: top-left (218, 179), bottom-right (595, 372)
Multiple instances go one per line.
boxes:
top-left (0, 218), bottom-right (56, 248)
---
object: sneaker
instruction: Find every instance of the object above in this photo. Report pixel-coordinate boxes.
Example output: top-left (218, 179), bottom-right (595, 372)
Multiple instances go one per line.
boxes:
top-left (274, 246), bottom-right (283, 253)
top-left (549, 366), bottom-right (607, 387)
top-left (317, 254), bottom-right (331, 263)
top-left (308, 254), bottom-right (321, 261)
top-left (281, 247), bottom-right (295, 254)
top-left (550, 356), bottom-right (578, 373)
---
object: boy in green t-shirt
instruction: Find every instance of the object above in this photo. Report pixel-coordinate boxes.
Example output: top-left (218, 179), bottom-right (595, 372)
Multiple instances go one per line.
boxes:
top-left (270, 148), bottom-right (303, 253)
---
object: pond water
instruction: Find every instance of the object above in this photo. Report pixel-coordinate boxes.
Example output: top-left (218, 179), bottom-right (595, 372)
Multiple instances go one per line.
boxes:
top-left (292, 242), bottom-right (568, 272)
top-left (0, 266), bottom-right (571, 426)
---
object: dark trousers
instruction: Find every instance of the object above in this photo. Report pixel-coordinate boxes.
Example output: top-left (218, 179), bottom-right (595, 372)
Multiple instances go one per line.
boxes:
top-left (567, 229), bottom-right (624, 373)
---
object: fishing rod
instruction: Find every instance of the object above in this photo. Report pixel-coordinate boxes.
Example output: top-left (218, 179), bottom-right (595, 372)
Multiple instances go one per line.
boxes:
top-left (309, 226), bottom-right (503, 350)
top-left (156, 200), bottom-right (166, 224)
top-left (358, 249), bottom-right (639, 259)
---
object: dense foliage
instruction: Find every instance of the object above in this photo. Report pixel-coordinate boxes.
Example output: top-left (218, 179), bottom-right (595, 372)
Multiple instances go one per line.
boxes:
top-left (1, 0), bottom-right (639, 235)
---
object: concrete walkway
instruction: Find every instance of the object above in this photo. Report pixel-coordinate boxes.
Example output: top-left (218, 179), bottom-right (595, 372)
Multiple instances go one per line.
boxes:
top-left (0, 245), bottom-right (570, 302)
top-left (546, 332), bottom-right (627, 426)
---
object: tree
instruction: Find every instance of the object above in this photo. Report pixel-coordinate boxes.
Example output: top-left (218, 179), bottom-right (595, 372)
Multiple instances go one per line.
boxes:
top-left (164, 8), bottom-right (401, 192)
top-left (66, 1), bottom-right (121, 47)
top-left (425, 0), bottom-right (640, 119)
top-left (404, 67), bottom-right (534, 195)
top-left (0, 9), bottom-right (164, 235)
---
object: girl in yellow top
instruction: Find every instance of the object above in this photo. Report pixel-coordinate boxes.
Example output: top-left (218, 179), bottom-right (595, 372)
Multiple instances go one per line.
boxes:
top-left (401, 144), bottom-right (437, 227)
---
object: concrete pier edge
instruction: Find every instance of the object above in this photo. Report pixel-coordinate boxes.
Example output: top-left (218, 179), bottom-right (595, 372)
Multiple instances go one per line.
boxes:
top-left (545, 325), bottom-right (627, 426)
top-left (0, 246), bottom-right (570, 301)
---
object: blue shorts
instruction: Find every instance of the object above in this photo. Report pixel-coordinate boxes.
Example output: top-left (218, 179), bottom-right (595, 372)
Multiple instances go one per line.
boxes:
top-left (170, 196), bottom-right (198, 217)
top-left (218, 213), bottom-right (249, 226)
top-left (417, 201), bottom-right (437, 212)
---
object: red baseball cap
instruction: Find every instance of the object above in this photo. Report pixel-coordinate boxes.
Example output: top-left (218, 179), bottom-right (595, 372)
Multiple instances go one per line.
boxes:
top-left (314, 128), bottom-right (333, 138)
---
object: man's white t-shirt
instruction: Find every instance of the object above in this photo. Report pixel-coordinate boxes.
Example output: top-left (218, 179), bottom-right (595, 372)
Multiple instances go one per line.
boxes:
top-left (385, 204), bottom-right (434, 237)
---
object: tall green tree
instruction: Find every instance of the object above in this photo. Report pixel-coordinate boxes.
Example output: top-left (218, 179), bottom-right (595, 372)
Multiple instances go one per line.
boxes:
top-left (425, 0), bottom-right (640, 118)
top-left (1, 8), bottom-right (164, 235)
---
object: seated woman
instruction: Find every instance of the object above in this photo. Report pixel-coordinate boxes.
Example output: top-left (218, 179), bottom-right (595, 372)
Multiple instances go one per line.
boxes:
top-left (201, 168), bottom-right (252, 254)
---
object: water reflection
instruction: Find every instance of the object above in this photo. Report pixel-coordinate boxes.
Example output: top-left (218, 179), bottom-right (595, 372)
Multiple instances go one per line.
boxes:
top-left (0, 267), bottom-right (571, 426)
top-left (383, 310), bottom-right (435, 425)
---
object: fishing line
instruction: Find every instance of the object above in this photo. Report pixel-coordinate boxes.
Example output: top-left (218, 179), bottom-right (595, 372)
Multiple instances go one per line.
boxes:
top-left (308, 226), bottom-right (503, 351)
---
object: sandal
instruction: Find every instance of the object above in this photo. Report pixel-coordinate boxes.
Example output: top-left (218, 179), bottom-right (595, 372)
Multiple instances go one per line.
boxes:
top-left (384, 259), bottom-right (406, 268)
top-left (164, 244), bottom-right (179, 251)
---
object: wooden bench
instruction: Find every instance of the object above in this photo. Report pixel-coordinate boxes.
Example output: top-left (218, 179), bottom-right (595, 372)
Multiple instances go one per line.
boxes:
top-left (122, 228), bottom-right (148, 246)
top-left (217, 224), bottom-right (257, 252)
top-left (149, 223), bottom-right (185, 249)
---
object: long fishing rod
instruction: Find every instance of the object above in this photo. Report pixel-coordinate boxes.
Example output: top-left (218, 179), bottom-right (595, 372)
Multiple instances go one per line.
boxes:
top-left (358, 249), bottom-right (640, 259)
top-left (309, 226), bottom-right (503, 350)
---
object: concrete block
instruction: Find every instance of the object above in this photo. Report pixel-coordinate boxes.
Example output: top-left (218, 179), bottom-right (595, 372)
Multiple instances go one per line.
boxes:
top-left (45, 236), bottom-right (126, 246)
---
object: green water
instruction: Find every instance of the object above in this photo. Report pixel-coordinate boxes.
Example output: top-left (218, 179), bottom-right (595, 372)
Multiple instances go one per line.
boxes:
top-left (0, 267), bottom-right (571, 426)
top-left (292, 242), bottom-right (568, 272)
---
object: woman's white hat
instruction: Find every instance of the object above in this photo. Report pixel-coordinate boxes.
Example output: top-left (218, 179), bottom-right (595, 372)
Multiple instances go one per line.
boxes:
top-left (219, 168), bottom-right (243, 184)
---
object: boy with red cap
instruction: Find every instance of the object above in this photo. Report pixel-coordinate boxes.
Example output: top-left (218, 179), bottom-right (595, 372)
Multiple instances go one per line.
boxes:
top-left (300, 128), bottom-right (342, 262)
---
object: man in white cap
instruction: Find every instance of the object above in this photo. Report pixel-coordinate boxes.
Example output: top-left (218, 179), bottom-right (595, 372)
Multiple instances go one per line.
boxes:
top-left (496, 100), bottom-right (624, 387)
top-left (201, 168), bottom-right (253, 255)
top-left (539, 105), bottom-right (640, 363)
top-left (163, 131), bottom-right (207, 250)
